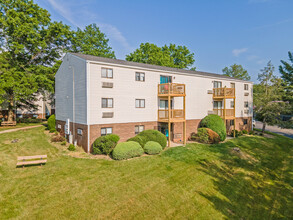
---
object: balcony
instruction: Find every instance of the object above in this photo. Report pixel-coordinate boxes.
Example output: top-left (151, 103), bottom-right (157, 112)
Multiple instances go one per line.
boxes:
top-left (213, 88), bottom-right (235, 99)
top-left (158, 83), bottom-right (185, 97)
top-left (213, 109), bottom-right (235, 119)
top-left (158, 109), bottom-right (185, 122)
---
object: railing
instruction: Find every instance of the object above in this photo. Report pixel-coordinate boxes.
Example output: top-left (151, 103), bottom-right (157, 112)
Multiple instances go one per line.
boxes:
top-left (158, 109), bottom-right (184, 120)
top-left (158, 83), bottom-right (185, 95)
top-left (213, 109), bottom-right (235, 118)
top-left (213, 88), bottom-right (235, 98)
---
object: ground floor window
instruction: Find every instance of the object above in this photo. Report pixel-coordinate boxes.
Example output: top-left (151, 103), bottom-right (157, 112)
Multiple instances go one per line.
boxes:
top-left (101, 127), bottom-right (112, 136)
top-left (243, 119), bottom-right (248, 125)
top-left (77, 128), bottom-right (83, 135)
top-left (135, 125), bottom-right (144, 134)
top-left (230, 120), bottom-right (234, 126)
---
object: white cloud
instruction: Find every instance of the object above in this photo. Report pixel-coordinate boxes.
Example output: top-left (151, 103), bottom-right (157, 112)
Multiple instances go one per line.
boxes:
top-left (232, 48), bottom-right (248, 57)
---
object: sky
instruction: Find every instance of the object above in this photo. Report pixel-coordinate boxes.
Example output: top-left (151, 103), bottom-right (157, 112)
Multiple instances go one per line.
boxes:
top-left (35, 0), bottom-right (293, 82)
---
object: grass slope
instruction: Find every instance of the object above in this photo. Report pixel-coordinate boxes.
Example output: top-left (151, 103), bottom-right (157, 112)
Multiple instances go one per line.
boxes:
top-left (0, 123), bottom-right (43, 132)
top-left (0, 127), bottom-right (292, 219)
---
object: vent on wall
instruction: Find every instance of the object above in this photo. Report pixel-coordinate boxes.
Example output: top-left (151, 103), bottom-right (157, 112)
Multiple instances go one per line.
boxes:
top-left (102, 112), bottom-right (114, 118)
top-left (102, 82), bottom-right (113, 88)
top-left (207, 90), bottom-right (213, 94)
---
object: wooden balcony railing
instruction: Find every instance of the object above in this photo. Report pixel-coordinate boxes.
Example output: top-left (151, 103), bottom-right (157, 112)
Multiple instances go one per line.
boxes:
top-left (213, 88), bottom-right (235, 98)
top-left (158, 83), bottom-right (185, 96)
top-left (213, 109), bottom-right (235, 118)
top-left (158, 109), bottom-right (184, 121)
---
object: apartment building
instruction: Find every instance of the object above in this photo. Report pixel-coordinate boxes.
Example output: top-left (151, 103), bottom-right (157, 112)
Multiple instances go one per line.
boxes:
top-left (55, 53), bottom-right (253, 152)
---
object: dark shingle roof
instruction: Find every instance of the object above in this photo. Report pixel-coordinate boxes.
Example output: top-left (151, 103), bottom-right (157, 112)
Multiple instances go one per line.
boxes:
top-left (70, 53), bottom-right (252, 83)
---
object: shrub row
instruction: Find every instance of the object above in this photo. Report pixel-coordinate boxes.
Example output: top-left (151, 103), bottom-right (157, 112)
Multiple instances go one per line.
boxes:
top-left (16, 118), bottom-right (43, 123)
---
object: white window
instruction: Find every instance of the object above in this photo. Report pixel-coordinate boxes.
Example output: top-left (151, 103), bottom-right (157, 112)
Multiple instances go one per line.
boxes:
top-left (77, 128), bottom-right (83, 135)
top-left (213, 101), bottom-right (223, 109)
top-left (213, 81), bottom-right (222, 88)
top-left (135, 99), bottom-right (145, 108)
top-left (102, 98), bottom-right (113, 108)
top-left (244, 84), bottom-right (249, 90)
top-left (101, 68), bottom-right (113, 78)
top-left (135, 72), bottom-right (145, 81)
top-left (101, 127), bottom-right (112, 136)
top-left (135, 125), bottom-right (144, 134)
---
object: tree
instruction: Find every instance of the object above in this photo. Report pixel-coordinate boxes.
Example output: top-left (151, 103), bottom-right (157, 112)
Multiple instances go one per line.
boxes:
top-left (70, 23), bottom-right (115, 58)
top-left (222, 64), bottom-right (251, 80)
top-left (0, 0), bottom-right (71, 121)
top-left (254, 61), bottom-right (290, 133)
top-left (126, 43), bottom-right (195, 69)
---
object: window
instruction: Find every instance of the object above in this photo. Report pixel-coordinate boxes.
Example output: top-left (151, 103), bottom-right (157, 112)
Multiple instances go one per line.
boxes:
top-left (101, 127), bottom-right (112, 136)
top-left (101, 68), bottom-right (113, 78)
top-left (243, 119), bottom-right (248, 125)
top-left (244, 84), bottom-right (249, 90)
top-left (135, 125), bottom-right (144, 134)
top-left (230, 83), bottom-right (235, 88)
top-left (160, 75), bottom-right (172, 84)
top-left (135, 72), bottom-right (145, 81)
top-left (213, 81), bottom-right (222, 88)
top-left (230, 120), bottom-right (234, 126)
top-left (213, 101), bottom-right (223, 109)
top-left (230, 101), bottom-right (234, 108)
top-left (77, 128), bottom-right (83, 135)
top-left (159, 99), bottom-right (173, 109)
top-left (102, 98), bottom-right (113, 108)
top-left (135, 99), bottom-right (145, 108)
top-left (244, 101), bottom-right (249, 108)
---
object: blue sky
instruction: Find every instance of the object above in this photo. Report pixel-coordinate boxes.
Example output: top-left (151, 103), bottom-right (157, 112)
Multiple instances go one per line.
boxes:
top-left (36, 0), bottom-right (293, 82)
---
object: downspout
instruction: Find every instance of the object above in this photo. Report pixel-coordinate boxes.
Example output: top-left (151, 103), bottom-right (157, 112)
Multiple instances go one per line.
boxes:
top-left (86, 61), bottom-right (90, 153)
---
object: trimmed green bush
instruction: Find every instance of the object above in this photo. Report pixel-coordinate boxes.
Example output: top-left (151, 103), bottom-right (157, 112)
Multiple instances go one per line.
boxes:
top-left (200, 114), bottom-right (226, 141)
top-left (49, 128), bottom-right (57, 133)
top-left (144, 141), bottom-right (162, 155)
top-left (127, 135), bottom-right (148, 147)
top-left (92, 134), bottom-right (120, 155)
top-left (47, 114), bottom-right (56, 131)
top-left (242, 130), bottom-right (248, 134)
top-left (128, 130), bottom-right (167, 149)
top-left (68, 144), bottom-right (75, 151)
top-left (112, 141), bottom-right (144, 160)
top-left (197, 128), bottom-right (209, 144)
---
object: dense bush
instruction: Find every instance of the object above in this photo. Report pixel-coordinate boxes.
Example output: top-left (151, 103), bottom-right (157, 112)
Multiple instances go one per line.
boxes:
top-left (47, 114), bottom-right (56, 131)
top-left (128, 130), bottom-right (167, 149)
top-left (51, 134), bottom-right (65, 142)
top-left (68, 144), bottom-right (75, 151)
top-left (200, 114), bottom-right (226, 141)
top-left (16, 118), bottom-right (42, 123)
top-left (230, 130), bottom-right (244, 138)
top-left (206, 128), bottom-right (221, 144)
top-left (112, 141), bottom-right (144, 160)
top-left (61, 141), bottom-right (66, 145)
top-left (197, 128), bottom-right (209, 143)
top-left (92, 134), bottom-right (120, 155)
top-left (242, 130), bottom-right (248, 134)
top-left (144, 141), bottom-right (162, 155)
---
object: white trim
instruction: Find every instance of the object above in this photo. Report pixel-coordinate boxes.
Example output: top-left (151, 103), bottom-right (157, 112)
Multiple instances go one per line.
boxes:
top-left (86, 61), bottom-right (90, 153)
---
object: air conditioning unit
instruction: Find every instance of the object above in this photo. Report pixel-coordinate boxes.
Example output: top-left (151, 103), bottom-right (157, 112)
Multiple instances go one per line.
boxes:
top-left (102, 82), bottom-right (113, 88)
top-left (244, 110), bottom-right (249, 114)
top-left (207, 90), bottom-right (213, 94)
top-left (244, 92), bottom-right (249, 96)
top-left (102, 112), bottom-right (114, 118)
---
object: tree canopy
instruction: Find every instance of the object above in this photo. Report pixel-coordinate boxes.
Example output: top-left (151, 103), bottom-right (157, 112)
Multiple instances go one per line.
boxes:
top-left (126, 43), bottom-right (195, 69)
top-left (222, 64), bottom-right (251, 81)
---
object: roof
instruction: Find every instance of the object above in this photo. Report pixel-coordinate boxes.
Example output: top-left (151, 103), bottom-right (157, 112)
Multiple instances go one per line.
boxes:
top-left (70, 53), bottom-right (252, 83)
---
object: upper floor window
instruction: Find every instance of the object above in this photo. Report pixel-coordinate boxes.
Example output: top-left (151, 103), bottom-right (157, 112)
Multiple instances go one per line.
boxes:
top-left (101, 68), bottom-right (113, 78)
top-left (135, 99), bottom-right (145, 108)
top-left (230, 100), bottom-right (234, 108)
top-left (160, 75), bottom-right (172, 84)
top-left (135, 72), bottom-right (145, 81)
top-left (214, 81), bottom-right (222, 88)
top-left (230, 83), bottom-right (235, 88)
top-left (102, 98), bottom-right (113, 108)
top-left (244, 101), bottom-right (249, 108)
top-left (135, 125), bottom-right (144, 134)
top-left (213, 101), bottom-right (223, 109)
top-left (244, 84), bottom-right (249, 90)
top-left (101, 127), bottom-right (112, 136)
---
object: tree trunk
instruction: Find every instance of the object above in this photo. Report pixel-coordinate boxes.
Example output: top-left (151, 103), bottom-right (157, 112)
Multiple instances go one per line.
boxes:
top-left (262, 118), bottom-right (266, 133)
top-left (7, 93), bottom-right (14, 122)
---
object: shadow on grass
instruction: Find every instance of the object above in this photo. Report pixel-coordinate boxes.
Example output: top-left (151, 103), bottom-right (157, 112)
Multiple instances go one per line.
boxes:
top-left (162, 136), bottom-right (293, 219)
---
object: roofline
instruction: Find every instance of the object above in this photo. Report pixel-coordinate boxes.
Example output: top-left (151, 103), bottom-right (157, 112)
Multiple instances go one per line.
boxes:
top-left (69, 53), bottom-right (253, 84)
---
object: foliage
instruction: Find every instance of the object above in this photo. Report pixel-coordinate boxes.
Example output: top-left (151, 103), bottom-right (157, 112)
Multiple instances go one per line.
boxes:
top-left (126, 43), bottom-right (195, 69)
top-left (61, 141), bottom-right (66, 146)
top-left (112, 141), bottom-right (144, 160)
top-left (127, 130), bottom-right (167, 149)
top-left (200, 115), bottom-right (226, 141)
top-left (16, 118), bottom-right (43, 123)
top-left (222, 64), bottom-right (251, 80)
top-left (68, 144), bottom-right (75, 151)
top-left (127, 135), bottom-right (147, 147)
top-left (47, 114), bottom-right (56, 131)
top-left (144, 141), bottom-right (162, 155)
top-left (242, 130), bottom-right (248, 134)
top-left (92, 134), bottom-right (120, 155)
top-left (196, 128), bottom-right (209, 143)
top-left (51, 134), bottom-right (65, 143)
top-left (70, 23), bottom-right (115, 58)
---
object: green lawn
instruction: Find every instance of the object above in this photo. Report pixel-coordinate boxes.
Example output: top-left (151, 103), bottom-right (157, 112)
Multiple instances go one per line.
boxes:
top-left (0, 122), bottom-right (43, 132)
top-left (0, 127), bottom-right (292, 219)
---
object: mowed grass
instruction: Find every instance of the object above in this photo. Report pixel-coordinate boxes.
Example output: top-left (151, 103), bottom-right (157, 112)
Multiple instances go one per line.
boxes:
top-left (0, 123), bottom-right (43, 132)
top-left (0, 127), bottom-right (292, 219)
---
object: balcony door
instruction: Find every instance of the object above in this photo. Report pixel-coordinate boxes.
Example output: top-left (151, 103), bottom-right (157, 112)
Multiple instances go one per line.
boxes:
top-left (160, 75), bottom-right (172, 84)
top-left (159, 99), bottom-right (173, 109)
top-left (214, 101), bottom-right (223, 109)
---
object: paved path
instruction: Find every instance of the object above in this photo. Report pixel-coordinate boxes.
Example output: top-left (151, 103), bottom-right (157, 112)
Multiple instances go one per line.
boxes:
top-left (255, 121), bottom-right (293, 139)
top-left (0, 125), bottom-right (43, 134)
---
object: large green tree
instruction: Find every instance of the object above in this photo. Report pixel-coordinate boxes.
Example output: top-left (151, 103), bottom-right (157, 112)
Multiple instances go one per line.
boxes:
top-left (126, 43), bottom-right (195, 69)
top-left (0, 0), bottom-right (71, 121)
top-left (70, 23), bottom-right (115, 58)
top-left (222, 64), bottom-right (251, 80)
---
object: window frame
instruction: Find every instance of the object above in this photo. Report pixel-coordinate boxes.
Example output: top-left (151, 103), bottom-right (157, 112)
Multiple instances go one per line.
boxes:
top-left (101, 98), bottom-right (113, 108)
top-left (244, 84), bottom-right (249, 90)
top-left (135, 99), bottom-right (145, 108)
top-left (101, 68), bottom-right (113, 79)
top-left (77, 128), bottom-right (83, 136)
top-left (244, 101), bottom-right (249, 108)
top-left (135, 125), bottom-right (145, 135)
top-left (213, 101), bottom-right (223, 109)
top-left (135, 72), bottom-right (145, 82)
top-left (213, 81), bottom-right (222, 88)
top-left (243, 119), bottom-right (248, 125)
top-left (230, 120), bottom-right (234, 126)
top-left (101, 127), bottom-right (113, 136)
top-left (230, 100), bottom-right (234, 108)
top-left (230, 83), bottom-right (235, 88)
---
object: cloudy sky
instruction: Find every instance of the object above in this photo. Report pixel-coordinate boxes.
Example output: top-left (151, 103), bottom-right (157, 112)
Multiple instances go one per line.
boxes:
top-left (36, 0), bottom-right (293, 82)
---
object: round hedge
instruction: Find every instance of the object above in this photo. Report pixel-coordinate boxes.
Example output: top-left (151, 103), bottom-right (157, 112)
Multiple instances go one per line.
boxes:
top-left (200, 114), bottom-right (226, 141)
top-left (92, 134), bottom-right (120, 155)
top-left (127, 135), bottom-right (147, 147)
top-left (144, 141), bottom-right (162, 155)
top-left (112, 141), bottom-right (144, 160)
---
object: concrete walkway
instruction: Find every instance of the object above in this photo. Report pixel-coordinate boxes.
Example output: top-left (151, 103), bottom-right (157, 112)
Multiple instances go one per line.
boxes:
top-left (0, 125), bottom-right (43, 134)
top-left (255, 121), bottom-right (293, 139)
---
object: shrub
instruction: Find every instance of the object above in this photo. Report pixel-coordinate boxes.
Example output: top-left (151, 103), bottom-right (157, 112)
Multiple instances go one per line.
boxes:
top-left (92, 134), bottom-right (120, 155)
top-left (242, 130), bottom-right (248, 134)
top-left (49, 128), bottom-right (57, 133)
top-left (51, 135), bottom-right (65, 142)
top-left (200, 115), bottom-right (226, 141)
top-left (206, 128), bottom-right (221, 144)
top-left (61, 141), bottom-right (66, 146)
top-left (47, 114), bottom-right (56, 131)
top-left (112, 141), bottom-right (144, 160)
top-left (16, 118), bottom-right (42, 123)
top-left (127, 135), bottom-right (148, 147)
top-left (231, 130), bottom-right (242, 137)
top-left (68, 144), bottom-right (75, 151)
top-left (249, 130), bottom-right (254, 135)
top-left (197, 128), bottom-right (209, 144)
top-left (133, 130), bottom-right (167, 149)
top-left (144, 141), bottom-right (162, 155)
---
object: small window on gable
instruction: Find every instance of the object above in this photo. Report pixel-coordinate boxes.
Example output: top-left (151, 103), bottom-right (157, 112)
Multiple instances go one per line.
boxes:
top-left (101, 68), bottom-right (113, 78)
top-left (135, 125), bottom-right (144, 134)
top-left (135, 72), bottom-right (145, 81)
top-left (244, 84), bottom-right (249, 90)
top-left (101, 127), bottom-right (112, 136)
